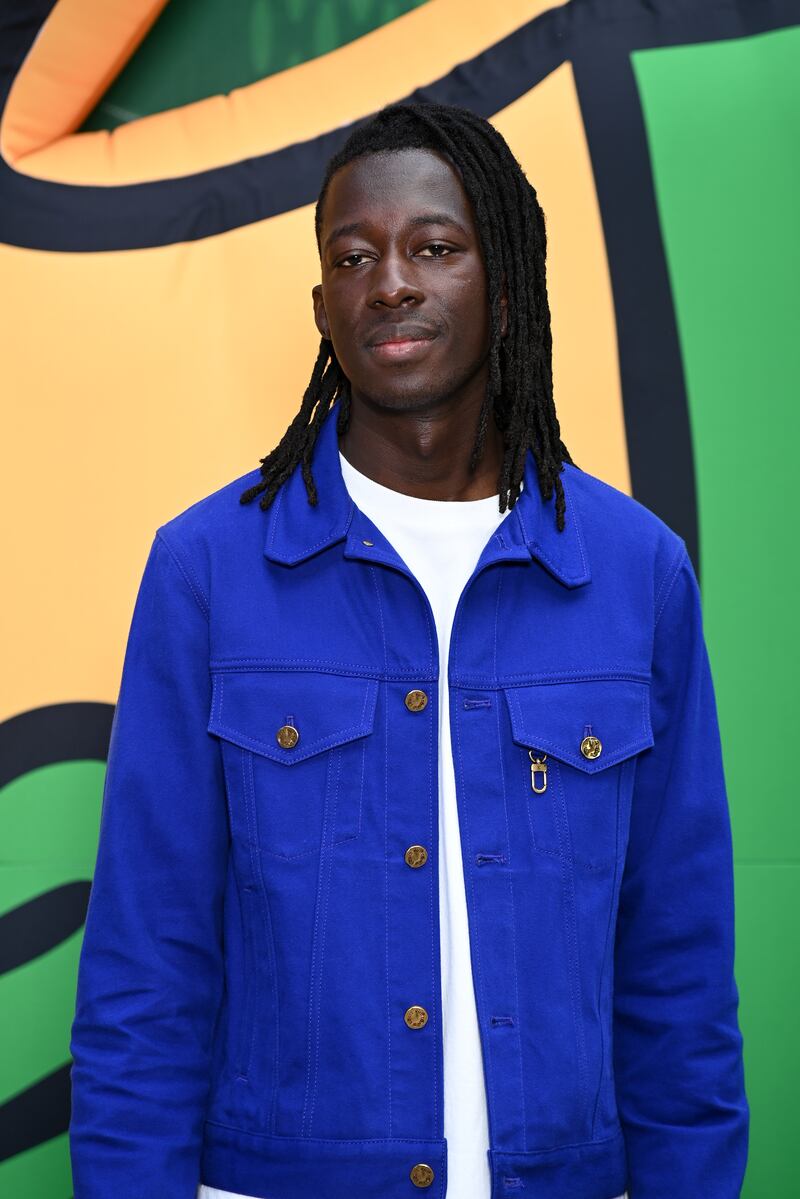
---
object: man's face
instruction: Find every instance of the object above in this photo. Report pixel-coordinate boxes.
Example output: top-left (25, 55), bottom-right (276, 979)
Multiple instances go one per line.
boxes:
top-left (312, 147), bottom-right (506, 413)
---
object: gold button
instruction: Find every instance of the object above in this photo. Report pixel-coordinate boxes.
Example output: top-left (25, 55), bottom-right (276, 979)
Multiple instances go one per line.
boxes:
top-left (404, 1005), bottom-right (428, 1029)
top-left (580, 734), bottom-right (602, 759)
top-left (276, 724), bottom-right (299, 749)
top-left (402, 848), bottom-right (429, 868)
top-left (362, 539), bottom-right (374, 546)
top-left (404, 689), bottom-right (428, 712)
top-left (405, 845), bottom-right (428, 868)
top-left (410, 1163), bottom-right (435, 1188)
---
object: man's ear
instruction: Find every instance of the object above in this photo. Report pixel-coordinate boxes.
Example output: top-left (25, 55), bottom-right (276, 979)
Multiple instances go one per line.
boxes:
top-left (500, 274), bottom-right (509, 340)
top-left (312, 283), bottom-right (331, 340)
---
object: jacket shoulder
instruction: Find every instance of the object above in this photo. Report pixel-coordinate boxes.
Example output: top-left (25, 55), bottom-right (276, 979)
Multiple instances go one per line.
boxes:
top-left (152, 466), bottom-right (268, 605)
top-left (562, 461), bottom-right (687, 591)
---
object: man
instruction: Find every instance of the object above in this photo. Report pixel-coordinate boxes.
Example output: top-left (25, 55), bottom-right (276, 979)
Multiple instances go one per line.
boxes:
top-left (69, 101), bottom-right (749, 1199)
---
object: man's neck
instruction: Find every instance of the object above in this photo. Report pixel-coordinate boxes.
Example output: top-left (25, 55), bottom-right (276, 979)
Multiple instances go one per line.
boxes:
top-left (337, 394), bottom-right (504, 501)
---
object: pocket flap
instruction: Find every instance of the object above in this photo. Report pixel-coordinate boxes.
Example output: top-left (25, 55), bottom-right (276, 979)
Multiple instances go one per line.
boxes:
top-left (208, 670), bottom-right (379, 764)
top-left (504, 678), bottom-right (653, 773)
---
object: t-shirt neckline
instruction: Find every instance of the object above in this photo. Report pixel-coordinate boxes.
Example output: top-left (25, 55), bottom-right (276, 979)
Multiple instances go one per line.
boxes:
top-left (338, 450), bottom-right (510, 511)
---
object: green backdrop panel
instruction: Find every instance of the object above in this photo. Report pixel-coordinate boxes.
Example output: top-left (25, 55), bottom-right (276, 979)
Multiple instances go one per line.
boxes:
top-left (0, 761), bottom-right (105, 1196)
top-left (0, 1133), bottom-right (71, 1199)
top-left (79, 0), bottom-right (431, 131)
top-left (734, 864), bottom-right (798, 1198)
top-left (631, 24), bottom-right (799, 864)
top-left (632, 24), bottom-right (800, 1197)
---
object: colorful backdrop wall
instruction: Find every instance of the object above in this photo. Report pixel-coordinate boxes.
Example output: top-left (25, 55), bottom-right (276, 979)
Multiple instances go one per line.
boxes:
top-left (1, 2), bottom-right (798, 1194)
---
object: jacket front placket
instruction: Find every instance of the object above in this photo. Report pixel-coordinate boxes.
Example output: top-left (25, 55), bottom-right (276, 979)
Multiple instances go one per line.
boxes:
top-left (341, 499), bottom-right (535, 1152)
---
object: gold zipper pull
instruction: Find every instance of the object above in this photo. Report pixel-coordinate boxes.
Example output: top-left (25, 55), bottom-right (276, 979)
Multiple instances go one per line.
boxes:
top-left (529, 749), bottom-right (548, 794)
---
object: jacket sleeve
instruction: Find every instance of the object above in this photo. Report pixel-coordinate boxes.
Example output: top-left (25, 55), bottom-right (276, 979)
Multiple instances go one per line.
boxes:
top-left (69, 530), bottom-right (229, 1199)
top-left (613, 542), bottom-right (750, 1197)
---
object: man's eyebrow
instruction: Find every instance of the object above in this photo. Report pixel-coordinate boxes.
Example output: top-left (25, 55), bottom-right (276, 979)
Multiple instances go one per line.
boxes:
top-left (406, 212), bottom-right (469, 236)
top-left (324, 212), bottom-right (469, 251)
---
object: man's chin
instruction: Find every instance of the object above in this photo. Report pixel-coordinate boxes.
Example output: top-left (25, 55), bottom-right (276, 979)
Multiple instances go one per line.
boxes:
top-left (347, 383), bottom-right (458, 414)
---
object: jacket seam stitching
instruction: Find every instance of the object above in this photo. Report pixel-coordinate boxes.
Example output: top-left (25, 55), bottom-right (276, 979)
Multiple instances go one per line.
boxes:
top-left (238, 748), bottom-right (259, 1084)
top-left (564, 472), bottom-right (590, 579)
top-left (367, 565), bottom-right (394, 1135)
top-left (265, 483), bottom-right (286, 556)
top-left (453, 634), bottom-right (495, 1139)
top-left (204, 1117), bottom-right (447, 1145)
top-left (207, 662), bottom-right (650, 684)
top-left (302, 749), bottom-right (337, 1134)
top-left (490, 1128), bottom-right (625, 1157)
top-left (553, 759), bottom-right (589, 1119)
top-left (591, 768), bottom-right (625, 1136)
top-left (249, 744), bottom-right (282, 1131)
top-left (494, 567), bottom-right (528, 1145)
top-left (156, 530), bottom-right (210, 618)
top-left (653, 541), bottom-right (687, 631)
top-left (501, 669), bottom-right (649, 682)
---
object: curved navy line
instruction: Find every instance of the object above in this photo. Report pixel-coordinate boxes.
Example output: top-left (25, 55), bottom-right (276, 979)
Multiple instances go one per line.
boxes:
top-left (0, 1060), bottom-right (71, 1163)
top-left (0, 881), bottom-right (91, 974)
top-left (1, 1), bottom-right (796, 254)
top-left (0, 702), bottom-right (114, 789)
top-left (0, 0), bottom-right (572, 252)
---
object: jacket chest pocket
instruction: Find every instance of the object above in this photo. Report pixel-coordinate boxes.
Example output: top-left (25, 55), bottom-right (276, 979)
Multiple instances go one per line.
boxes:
top-left (208, 669), bottom-right (379, 859)
top-left (504, 678), bottom-right (654, 870)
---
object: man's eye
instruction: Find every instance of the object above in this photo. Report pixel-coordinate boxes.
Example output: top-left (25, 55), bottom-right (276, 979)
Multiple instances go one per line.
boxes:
top-left (418, 243), bottom-right (452, 257)
top-left (336, 244), bottom-right (452, 267)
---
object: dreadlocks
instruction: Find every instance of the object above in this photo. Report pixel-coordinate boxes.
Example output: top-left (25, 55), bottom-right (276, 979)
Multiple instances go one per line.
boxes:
top-left (239, 100), bottom-right (575, 530)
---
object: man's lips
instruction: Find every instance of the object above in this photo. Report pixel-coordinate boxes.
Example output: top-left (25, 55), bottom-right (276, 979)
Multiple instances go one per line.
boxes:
top-left (367, 322), bottom-right (438, 346)
top-left (368, 336), bottom-right (437, 360)
top-left (366, 327), bottom-right (439, 361)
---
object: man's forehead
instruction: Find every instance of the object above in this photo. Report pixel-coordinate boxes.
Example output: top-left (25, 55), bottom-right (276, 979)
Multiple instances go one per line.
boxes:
top-left (322, 151), bottom-right (471, 236)
top-left (328, 148), bottom-right (464, 202)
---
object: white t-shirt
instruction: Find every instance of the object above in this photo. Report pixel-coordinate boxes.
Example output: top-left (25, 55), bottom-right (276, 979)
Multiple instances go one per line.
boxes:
top-left (339, 451), bottom-right (510, 1199)
top-left (199, 453), bottom-right (626, 1199)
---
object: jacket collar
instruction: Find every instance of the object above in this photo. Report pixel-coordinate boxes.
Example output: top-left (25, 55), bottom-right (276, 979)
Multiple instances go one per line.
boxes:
top-left (263, 398), bottom-right (591, 588)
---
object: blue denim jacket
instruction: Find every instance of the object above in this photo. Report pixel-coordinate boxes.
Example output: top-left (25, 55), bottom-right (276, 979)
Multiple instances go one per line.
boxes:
top-left (68, 399), bottom-right (749, 1198)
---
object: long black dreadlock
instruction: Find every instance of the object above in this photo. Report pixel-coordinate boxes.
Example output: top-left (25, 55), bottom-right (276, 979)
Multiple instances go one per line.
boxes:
top-left (239, 100), bottom-right (576, 530)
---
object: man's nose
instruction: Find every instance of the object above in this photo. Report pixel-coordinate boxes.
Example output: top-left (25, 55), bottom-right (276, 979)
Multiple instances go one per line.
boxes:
top-left (367, 250), bottom-right (425, 307)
